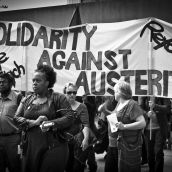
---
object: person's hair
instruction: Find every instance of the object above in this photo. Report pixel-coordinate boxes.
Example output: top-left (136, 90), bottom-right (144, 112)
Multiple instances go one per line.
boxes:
top-left (63, 82), bottom-right (78, 94)
top-left (114, 80), bottom-right (132, 100)
top-left (0, 72), bottom-right (15, 87)
top-left (35, 65), bottom-right (56, 88)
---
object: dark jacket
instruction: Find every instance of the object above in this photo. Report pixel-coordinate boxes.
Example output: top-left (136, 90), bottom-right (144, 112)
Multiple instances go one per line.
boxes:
top-left (153, 98), bottom-right (170, 140)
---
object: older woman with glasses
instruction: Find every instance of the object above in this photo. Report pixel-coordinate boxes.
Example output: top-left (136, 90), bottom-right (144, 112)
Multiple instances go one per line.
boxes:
top-left (64, 82), bottom-right (90, 172)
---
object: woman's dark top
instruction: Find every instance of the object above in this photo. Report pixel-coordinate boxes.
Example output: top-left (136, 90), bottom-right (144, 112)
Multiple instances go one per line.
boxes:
top-left (14, 91), bottom-right (74, 172)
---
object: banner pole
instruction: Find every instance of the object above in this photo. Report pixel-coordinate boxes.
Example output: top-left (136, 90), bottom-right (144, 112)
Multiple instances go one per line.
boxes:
top-left (149, 96), bottom-right (154, 140)
top-left (148, 18), bottom-right (153, 140)
top-left (150, 119), bottom-right (152, 140)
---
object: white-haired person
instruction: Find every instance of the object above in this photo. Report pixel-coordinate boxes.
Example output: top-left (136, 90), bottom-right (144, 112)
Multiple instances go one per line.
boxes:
top-left (114, 80), bottom-right (146, 172)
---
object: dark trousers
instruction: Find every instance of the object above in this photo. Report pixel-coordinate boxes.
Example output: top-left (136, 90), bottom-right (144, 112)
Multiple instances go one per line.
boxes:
top-left (86, 146), bottom-right (97, 172)
top-left (39, 144), bottom-right (69, 172)
top-left (0, 134), bottom-right (21, 172)
top-left (66, 143), bottom-right (96, 172)
top-left (105, 146), bottom-right (118, 172)
top-left (66, 142), bottom-right (87, 172)
top-left (142, 134), bottom-right (148, 164)
top-left (66, 143), bottom-right (75, 172)
top-left (73, 159), bottom-right (85, 172)
top-left (145, 129), bottom-right (166, 172)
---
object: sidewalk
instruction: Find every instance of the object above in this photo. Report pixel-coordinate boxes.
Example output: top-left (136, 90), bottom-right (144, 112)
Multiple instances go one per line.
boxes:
top-left (89, 149), bottom-right (172, 172)
top-left (141, 149), bottom-right (172, 172)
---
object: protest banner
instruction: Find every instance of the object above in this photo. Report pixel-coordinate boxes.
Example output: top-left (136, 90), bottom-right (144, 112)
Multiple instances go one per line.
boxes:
top-left (0, 17), bottom-right (172, 97)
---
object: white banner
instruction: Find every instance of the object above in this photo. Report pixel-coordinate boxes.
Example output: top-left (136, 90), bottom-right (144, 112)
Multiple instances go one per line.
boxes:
top-left (0, 17), bottom-right (172, 97)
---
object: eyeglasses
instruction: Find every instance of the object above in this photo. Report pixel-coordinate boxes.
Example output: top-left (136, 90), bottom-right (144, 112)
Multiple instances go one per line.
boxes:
top-left (67, 91), bottom-right (77, 95)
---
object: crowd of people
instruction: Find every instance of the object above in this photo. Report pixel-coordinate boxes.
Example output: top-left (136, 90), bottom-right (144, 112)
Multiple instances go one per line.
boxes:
top-left (0, 64), bottom-right (171, 172)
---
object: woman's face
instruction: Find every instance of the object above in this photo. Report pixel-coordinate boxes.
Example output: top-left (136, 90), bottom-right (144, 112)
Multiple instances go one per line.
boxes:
top-left (114, 86), bottom-right (121, 101)
top-left (32, 72), bottom-right (49, 94)
top-left (66, 85), bottom-right (77, 103)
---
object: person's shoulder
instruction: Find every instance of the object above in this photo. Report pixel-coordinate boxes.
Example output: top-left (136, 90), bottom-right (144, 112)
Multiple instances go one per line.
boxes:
top-left (11, 90), bottom-right (21, 96)
top-left (22, 93), bottom-right (35, 104)
top-left (128, 99), bottom-right (141, 110)
top-left (129, 99), bottom-right (138, 105)
top-left (52, 91), bottom-right (66, 99)
top-left (130, 99), bottom-right (143, 114)
top-left (10, 90), bottom-right (23, 101)
top-left (76, 102), bottom-right (88, 112)
top-left (51, 91), bottom-right (68, 104)
top-left (79, 102), bottom-right (87, 108)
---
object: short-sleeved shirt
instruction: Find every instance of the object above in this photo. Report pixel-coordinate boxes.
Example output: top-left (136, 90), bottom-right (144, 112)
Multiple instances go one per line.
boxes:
top-left (65, 103), bottom-right (89, 139)
top-left (0, 90), bottom-right (20, 134)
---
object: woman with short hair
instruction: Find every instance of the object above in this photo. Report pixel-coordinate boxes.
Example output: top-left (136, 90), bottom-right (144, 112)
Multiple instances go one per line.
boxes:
top-left (114, 80), bottom-right (146, 172)
top-left (64, 82), bottom-right (90, 172)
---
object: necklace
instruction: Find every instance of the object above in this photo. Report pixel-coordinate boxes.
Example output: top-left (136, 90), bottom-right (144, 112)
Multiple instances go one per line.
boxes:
top-left (117, 100), bottom-right (130, 111)
top-left (33, 97), bottom-right (48, 105)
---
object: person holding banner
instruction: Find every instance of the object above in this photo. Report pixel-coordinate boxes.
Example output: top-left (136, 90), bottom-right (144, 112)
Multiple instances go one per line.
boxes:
top-left (14, 65), bottom-right (75, 172)
top-left (114, 80), bottom-right (146, 172)
top-left (63, 82), bottom-right (90, 172)
top-left (144, 97), bottom-right (170, 172)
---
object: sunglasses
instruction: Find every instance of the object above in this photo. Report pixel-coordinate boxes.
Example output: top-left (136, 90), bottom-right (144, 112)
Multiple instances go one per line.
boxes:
top-left (67, 91), bottom-right (77, 95)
